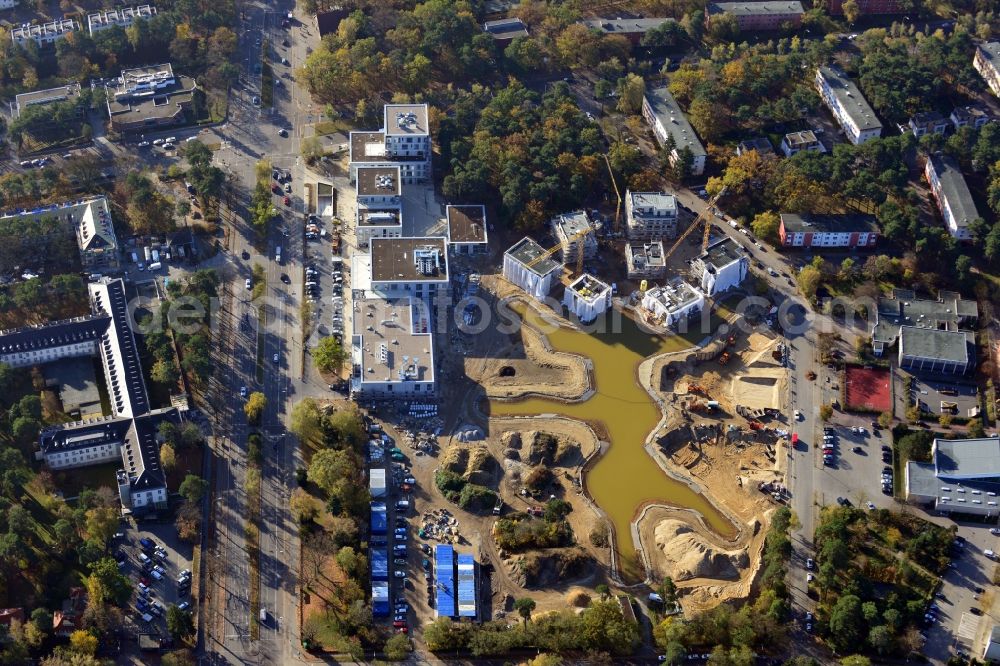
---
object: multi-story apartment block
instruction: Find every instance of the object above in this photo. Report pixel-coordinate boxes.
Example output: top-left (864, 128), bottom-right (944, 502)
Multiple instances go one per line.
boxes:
top-left (552, 210), bottom-right (598, 264)
top-left (580, 17), bottom-right (675, 45)
top-left (828, 0), bottom-right (903, 15)
top-left (640, 277), bottom-right (705, 329)
top-left (908, 111), bottom-right (949, 137)
top-left (87, 5), bottom-right (156, 35)
top-left (563, 274), bottom-right (612, 323)
top-left (925, 154), bottom-right (979, 241)
top-left (0, 0), bottom-right (19, 10)
top-left (642, 87), bottom-right (707, 176)
top-left (778, 213), bottom-right (879, 248)
top-left (780, 130), bottom-right (824, 157)
top-left (353, 237), bottom-right (449, 304)
top-left (815, 66), bottom-right (883, 145)
top-left (706, 1), bottom-right (804, 31)
top-left (691, 238), bottom-right (748, 295)
top-left (350, 296), bottom-right (436, 398)
top-left (625, 190), bottom-right (678, 240)
top-left (625, 241), bottom-right (667, 280)
top-left (974, 42), bottom-right (1000, 98)
top-left (503, 237), bottom-right (562, 301)
top-left (446, 205), bottom-right (488, 255)
top-left (355, 166), bottom-right (403, 246)
top-left (349, 104), bottom-right (432, 184)
top-left (12, 19), bottom-right (78, 48)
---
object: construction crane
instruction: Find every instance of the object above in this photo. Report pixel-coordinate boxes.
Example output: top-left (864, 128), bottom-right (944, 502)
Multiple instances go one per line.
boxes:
top-left (662, 187), bottom-right (727, 262)
top-left (525, 226), bottom-right (595, 277)
top-left (603, 153), bottom-right (622, 235)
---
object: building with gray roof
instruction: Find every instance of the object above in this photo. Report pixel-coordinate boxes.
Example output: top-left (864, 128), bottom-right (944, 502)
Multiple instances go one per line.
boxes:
top-left (580, 17), bottom-right (675, 44)
top-left (707, 1), bottom-right (804, 31)
top-left (924, 154), bottom-right (979, 241)
top-left (7, 277), bottom-right (182, 513)
top-left (626, 190), bottom-right (678, 240)
top-left (974, 41), bottom-right (1000, 98)
top-left (483, 18), bottom-right (528, 45)
top-left (13, 83), bottom-right (83, 119)
top-left (106, 63), bottom-right (196, 133)
top-left (815, 66), bottom-right (882, 144)
top-left (906, 437), bottom-right (1000, 517)
top-left (691, 238), bottom-right (748, 295)
top-left (503, 237), bottom-right (562, 300)
top-left (871, 289), bottom-right (978, 374)
top-left (641, 87), bottom-right (706, 176)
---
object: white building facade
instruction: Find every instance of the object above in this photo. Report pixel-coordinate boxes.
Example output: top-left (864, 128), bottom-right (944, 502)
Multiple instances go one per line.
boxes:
top-left (640, 279), bottom-right (705, 329)
top-left (815, 66), bottom-right (883, 145)
top-left (562, 274), bottom-right (612, 323)
top-left (625, 190), bottom-right (678, 239)
top-left (503, 237), bottom-right (562, 301)
top-left (692, 238), bottom-right (748, 296)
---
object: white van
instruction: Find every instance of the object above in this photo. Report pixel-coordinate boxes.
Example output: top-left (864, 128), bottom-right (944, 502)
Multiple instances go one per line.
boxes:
top-left (986, 550), bottom-right (996, 560)
top-left (275, 246), bottom-right (281, 263)
top-left (259, 608), bottom-right (267, 623)
top-left (138, 552), bottom-right (150, 564)
top-left (147, 262), bottom-right (162, 271)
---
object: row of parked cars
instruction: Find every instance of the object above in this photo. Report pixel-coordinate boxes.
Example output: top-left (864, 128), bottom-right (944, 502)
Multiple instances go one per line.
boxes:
top-left (131, 537), bottom-right (191, 625)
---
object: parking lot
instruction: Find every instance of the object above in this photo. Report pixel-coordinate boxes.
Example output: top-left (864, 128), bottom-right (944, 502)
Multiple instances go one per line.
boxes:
top-left (811, 416), bottom-right (898, 510)
top-left (116, 520), bottom-right (194, 638)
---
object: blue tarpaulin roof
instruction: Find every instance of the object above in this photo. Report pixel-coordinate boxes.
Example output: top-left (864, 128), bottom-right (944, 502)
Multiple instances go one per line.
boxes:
top-left (435, 544), bottom-right (456, 618)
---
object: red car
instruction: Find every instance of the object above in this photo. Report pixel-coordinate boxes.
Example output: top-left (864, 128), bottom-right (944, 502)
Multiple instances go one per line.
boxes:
top-left (283, 196), bottom-right (291, 206)
top-left (393, 620), bottom-right (406, 628)
top-left (270, 183), bottom-right (280, 194)
top-left (139, 577), bottom-right (150, 586)
top-left (395, 627), bottom-right (408, 634)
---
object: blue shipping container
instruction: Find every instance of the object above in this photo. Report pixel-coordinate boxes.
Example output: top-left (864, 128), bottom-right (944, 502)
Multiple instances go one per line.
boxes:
top-left (372, 582), bottom-right (390, 617)
top-left (371, 548), bottom-right (389, 581)
top-left (371, 502), bottom-right (387, 535)
top-left (435, 544), bottom-right (456, 618)
top-left (457, 553), bottom-right (476, 618)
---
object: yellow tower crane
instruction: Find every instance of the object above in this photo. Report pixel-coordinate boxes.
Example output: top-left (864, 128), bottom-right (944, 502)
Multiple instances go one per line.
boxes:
top-left (525, 226), bottom-right (595, 277)
top-left (662, 187), bottom-right (728, 262)
top-left (603, 154), bottom-right (622, 235)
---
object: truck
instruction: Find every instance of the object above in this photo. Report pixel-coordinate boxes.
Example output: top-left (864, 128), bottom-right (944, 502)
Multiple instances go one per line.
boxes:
top-left (370, 469), bottom-right (387, 498)
top-left (370, 548), bottom-right (389, 581)
top-left (371, 502), bottom-right (387, 535)
top-left (144, 246), bottom-right (152, 262)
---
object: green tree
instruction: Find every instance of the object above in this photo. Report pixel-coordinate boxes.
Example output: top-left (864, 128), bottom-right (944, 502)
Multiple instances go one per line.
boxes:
top-left (179, 474), bottom-right (208, 503)
top-left (617, 73), bottom-right (646, 115)
top-left (797, 265), bottom-right (822, 299)
top-left (300, 136), bottom-right (324, 164)
top-left (151, 358), bottom-right (179, 386)
top-left (828, 595), bottom-right (864, 654)
top-left (289, 398), bottom-right (323, 445)
top-left (514, 597), bottom-right (536, 626)
top-left (840, 657), bottom-right (871, 666)
top-left (313, 336), bottom-right (346, 374)
top-left (384, 633), bottom-right (412, 660)
top-left (868, 624), bottom-right (893, 655)
top-left (819, 404), bottom-right (833, 421)
top-left (166, 605), bottom-right (194, 639)
top-left (307, 448), bottom-right (357, 498)
top-left (750, 211), bottom-right (781, 243)
top-left (244, 391), bottom-right (266, 425)
top-left (68, 630), bottom-right (98, 655)
top-left (85, 557), bottom-right (132, 606)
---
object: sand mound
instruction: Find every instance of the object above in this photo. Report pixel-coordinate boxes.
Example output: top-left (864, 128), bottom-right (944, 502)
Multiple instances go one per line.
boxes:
top-left (566, 588), bottom-right (591, 607)
top-left (653, 520), bottom-right (748, 582)
top-left (730, 371), bottom-right (784, 410)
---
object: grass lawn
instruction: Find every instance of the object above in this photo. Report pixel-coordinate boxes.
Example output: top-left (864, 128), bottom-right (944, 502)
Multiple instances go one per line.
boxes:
top-left (57, 461), bottom-right (122, 498)
top-left (314, 120), bottom-right (352, 136)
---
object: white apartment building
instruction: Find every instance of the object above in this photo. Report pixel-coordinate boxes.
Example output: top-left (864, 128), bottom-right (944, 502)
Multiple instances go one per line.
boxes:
top-left (640, 278), bottom-right (705, 329)
top-left (355, 166), bottom-right (403, 246)
top-left (641, 87), bottom-right (707, 176)
top-left (780, 130), bottom-right (824, 157)
top-left (350, 297), bottom-right (436, 398)
top-left (691, 238), bottom-right (748, 295)
top-left (352, 237), bottom-right (449, 304)
top-left (625, 241), bottom-right (667, 280)
top-left (625, 190), bottom-right (678, 239)
top-left (349, 104), bottom-right (432, 184)
top-left (12, 19), bottom-right (79, 47)
top-left (974, 42), bottom-right (1000, 98)
top-left (87, 5), bottom-right (156, 35)
top-left (563, 274), bottom-right (612, 323)
top-left (925, 154), bottom-right (979, 241)
top-left (815, 66), bottom-right (883, 145)
top-left (503, 237), bottom-right (562, 301)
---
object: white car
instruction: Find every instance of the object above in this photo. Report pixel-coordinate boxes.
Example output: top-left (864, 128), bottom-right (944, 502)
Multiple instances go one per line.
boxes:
top-left (245, 278), bottom-right (252, 290)
top-left (794, 409), bottom-right (802, 420)
top-left (990, 528), bottom-right (1000, 536)
top-left (866, 501), bottom-right (876, 510)
top-left (152, 138), bottom-right (165, 146)
top-left (273, 353), bottom-right (279, 363)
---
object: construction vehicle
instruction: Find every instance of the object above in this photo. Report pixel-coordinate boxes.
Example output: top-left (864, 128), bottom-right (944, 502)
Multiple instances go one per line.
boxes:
top-left (748, 420), bottom-right (763, 430)
top-left (718, 351), bottom-right (730, 365)
top-left (687, 384), bottom-right (705, 395)
top-left (663, 187), bottom-right (728, 262)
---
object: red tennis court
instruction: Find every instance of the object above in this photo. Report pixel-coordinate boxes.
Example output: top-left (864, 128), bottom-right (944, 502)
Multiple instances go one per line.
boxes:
top-left (844, 366), bottom-right (891, 412)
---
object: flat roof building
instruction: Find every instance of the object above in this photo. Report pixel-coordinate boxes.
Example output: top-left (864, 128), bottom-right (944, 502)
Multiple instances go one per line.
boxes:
top-left (446, 205), bottom-right (488, 255)
top-left (707, 1), bottom-right (804, 31)
top-left (12, 18), bottom-right (78, 47)
top-left (778, 213), bottom-right (878, 249)
top-left (367, 237), bottom-right (449, 299)
top-left (349, 104), bottom-right (432, 184)
top-left (871, 289), bottom-right (978, 372)
top-left (106, 63), bottom-right (196, 133)
top-left (580, 17), bottom-right (676, 44)
top-left (13, 83), bottom-right (83, 118)
top-left (780, 130), bottom-right (824, 157)
top-left (906, 438), bottom-right (1000, 517)
top-left (691, 238), bottom-right (748, 296)
top-left (925, 154), bottom-right (979, 242)
top-left (350, 297), bottom-right (435, 398)
top-left (355, 166), bottom-right (402, 246)
top-left (815, 66), bottom-right (882, 145)
top-left (626, 190), bottom-right (678, 240)
top-left (503, 237), bottom-right (562, 301)
top-left (87, 5), bottom-right (156, 36)
top-left (626, 241), bottom-right (667, 280)
top-left (483, 18), bottom-right (528, 45)
top-left (552, 210), bottom-right (598, 264)
top-left (642, 87), bottom-right (707, 176)
top-left (974, 41), bottom-right (1000, 98)
top-left (563, 273), bottom-right (612, 323)
top-left (828, 0), bottom-right (904, 15)
top-left (640, 277), bottom-right (705, 330)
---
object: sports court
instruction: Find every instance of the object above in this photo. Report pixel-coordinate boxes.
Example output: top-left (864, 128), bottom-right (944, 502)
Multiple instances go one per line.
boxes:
top-left (844, 365), bottom-right (891, 412)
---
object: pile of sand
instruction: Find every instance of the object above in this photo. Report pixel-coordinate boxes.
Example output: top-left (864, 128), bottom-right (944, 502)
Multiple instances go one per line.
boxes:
top-left (653, 520), bottom-right (749, 582)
